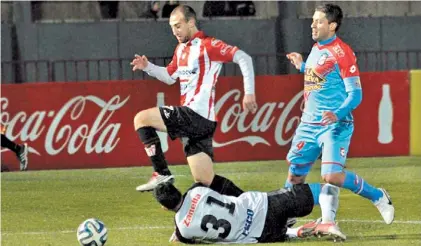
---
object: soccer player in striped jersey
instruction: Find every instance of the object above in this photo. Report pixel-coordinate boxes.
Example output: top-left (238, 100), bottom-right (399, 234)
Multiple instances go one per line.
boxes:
top-left (130, 5), bottom-right (256, 196)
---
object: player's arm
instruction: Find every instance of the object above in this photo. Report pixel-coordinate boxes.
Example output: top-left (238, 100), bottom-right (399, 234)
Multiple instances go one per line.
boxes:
top-left (286, 52), bottom-right (305, 73)
top-left (130, 46), bottom-right (179, 85)
top-left (232, 50), bottom-right (255, 97)
top-left (207, 38), bottom-right (257, 113)
top-left (334, 50), bottom-right (362, 120)
top-left (143, 59), bottom-right (178, 85)
top-left (299, 62), bottom-right (306, 73)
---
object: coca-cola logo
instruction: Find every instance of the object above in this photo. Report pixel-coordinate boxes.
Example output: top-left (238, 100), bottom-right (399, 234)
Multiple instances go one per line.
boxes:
top-left (1, 95), bottom-right (130, 156)
top-left (213, 89), bottom-right (304, 147)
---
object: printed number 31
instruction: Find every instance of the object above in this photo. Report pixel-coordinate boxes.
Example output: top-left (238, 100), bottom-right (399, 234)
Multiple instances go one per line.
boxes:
top-left (200, 196), bottom-right (236, 239)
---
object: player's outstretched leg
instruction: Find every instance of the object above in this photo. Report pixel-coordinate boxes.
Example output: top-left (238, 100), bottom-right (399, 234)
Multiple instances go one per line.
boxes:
top-left (321, 123), bottom-right (394, 225)
top-left (322, 165), bottom-right (394, 224)
top-left (1, 134), bottom-right (28, 171)
top-left (16, 143), bottom-right (28, 171)
top-left (338, 170), bottom-right (394, 224)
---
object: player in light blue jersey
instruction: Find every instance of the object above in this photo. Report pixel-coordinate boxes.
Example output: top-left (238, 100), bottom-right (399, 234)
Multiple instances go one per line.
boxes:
top-left (284, 3), bottom-right (395, 240)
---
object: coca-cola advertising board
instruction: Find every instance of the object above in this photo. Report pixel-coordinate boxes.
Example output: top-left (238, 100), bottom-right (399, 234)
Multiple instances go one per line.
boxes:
top-left (1, 72), bottom-right (409, 171)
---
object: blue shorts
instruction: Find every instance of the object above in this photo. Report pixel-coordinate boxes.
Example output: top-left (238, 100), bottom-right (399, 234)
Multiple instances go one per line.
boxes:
top-left (286, 122), bottom-right (354, 176)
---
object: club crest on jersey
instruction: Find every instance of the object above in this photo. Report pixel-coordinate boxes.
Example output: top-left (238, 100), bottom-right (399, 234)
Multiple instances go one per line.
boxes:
top-left (317, 54), bottom-right (328, 65)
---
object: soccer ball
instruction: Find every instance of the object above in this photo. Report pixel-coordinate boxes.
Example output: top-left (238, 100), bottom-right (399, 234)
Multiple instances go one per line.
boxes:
top-left (77, 218), bottom-right (108, 246)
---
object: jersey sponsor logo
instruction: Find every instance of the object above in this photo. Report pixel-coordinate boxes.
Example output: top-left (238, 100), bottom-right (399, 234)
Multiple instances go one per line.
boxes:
top-left (349, 65), bottom-right (357, 73)
top-left (304, 68), bottom-right (325, 91)
top-left (241, 209), bottom-right (254, 236)
top-left (183, 194), bottom-right (202, 227)
top-left (178, 67), bottom-right (198, 76)
top-left (304, 53), bottom-right (336, 91)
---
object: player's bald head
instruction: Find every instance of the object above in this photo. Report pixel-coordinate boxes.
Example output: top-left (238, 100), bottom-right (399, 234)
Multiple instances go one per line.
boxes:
top-left (169, 5), bottom-right (199, 43)
top-left (171, 5), bottom-right (197, 24)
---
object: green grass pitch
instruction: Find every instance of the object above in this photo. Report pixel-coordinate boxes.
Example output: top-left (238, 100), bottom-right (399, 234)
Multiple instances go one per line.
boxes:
top-left (2, 156), bottom-right (421, 245)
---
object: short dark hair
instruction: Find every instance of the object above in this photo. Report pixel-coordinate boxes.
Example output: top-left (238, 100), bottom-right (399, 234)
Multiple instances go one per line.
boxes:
top-left (153, 182), bottom-right (182, 210)
top-left (171, 5), bottom-right (197, 23)
top-left (315, 4), bottom-right (343, 32)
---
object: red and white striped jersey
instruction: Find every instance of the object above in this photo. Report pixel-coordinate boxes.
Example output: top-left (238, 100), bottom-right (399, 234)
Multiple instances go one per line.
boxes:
top-left (166, 31), bottom-right (238, 121)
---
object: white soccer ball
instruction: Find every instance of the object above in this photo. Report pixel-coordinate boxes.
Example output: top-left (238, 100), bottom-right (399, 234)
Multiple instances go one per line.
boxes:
top-left (77, 218), bottom-right (108, 246)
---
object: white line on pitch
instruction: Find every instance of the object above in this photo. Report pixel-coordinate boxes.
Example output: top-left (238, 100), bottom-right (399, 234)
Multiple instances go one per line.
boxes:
top-left (130, 171), bottom-right (270, 179)
top-left (2, 219), bottom-right (421, 236)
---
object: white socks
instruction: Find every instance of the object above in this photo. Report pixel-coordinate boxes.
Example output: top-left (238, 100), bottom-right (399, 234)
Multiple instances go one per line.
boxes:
top-left (286, 227), bottom-right (299, 238)
top-left (319, 184), bottom-right (340, 223)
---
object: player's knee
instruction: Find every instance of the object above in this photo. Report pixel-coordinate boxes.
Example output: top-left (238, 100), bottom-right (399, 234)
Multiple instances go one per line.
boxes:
top-left (287, 158), bottom-right (312, 179)
top-left (188, 153), bottom-right (215, 186)
top-left (322, 173), bottom-right (342, 186)
top-left (134, 110), bottom-right (149, 129)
